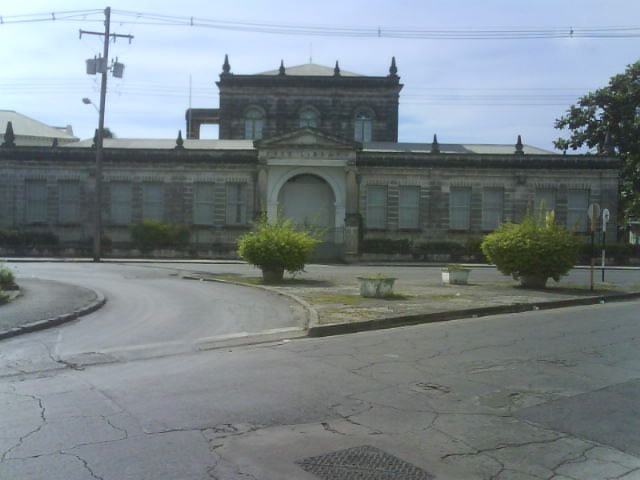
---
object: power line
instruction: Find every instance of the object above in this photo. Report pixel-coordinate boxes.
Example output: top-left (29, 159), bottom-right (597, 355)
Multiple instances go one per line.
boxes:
top-left (2, 8), bottom-right (640, 39)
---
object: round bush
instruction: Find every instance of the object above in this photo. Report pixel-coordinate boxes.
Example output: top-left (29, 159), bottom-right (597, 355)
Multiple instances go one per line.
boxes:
top-left (481, 212), bottom-right (580, 285)
top-left (0, 265), bottom-right (15, 289)
top-left (237, 216), bottom-right (319, 277)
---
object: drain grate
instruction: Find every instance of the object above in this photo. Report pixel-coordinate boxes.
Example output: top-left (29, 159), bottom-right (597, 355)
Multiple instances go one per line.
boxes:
top-left (296, 445), bottom-right (433, 479)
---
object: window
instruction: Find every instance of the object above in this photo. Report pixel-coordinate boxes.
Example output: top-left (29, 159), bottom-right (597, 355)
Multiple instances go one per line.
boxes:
top-left (449, 187), bottom-right (471, 230)
top-left (226, 183), bottom-right (247, 225)
top-left (354, 110), bottom-right (373, 142)
top-left (193, 183), bottom-right (215, 226)
top-left (25, 180), bottom-right (48, 224)
top-left (142, 183), bottom-right (164, 221)
top-left (482, 187), bottom-right (504, 231)
top-left (366, 185), bottom-right (387, 229)
top-left (244, 108), bottom-right (264, 140)
top-left (110, 183), bottom-right (132, 225)
top-left (58, 181), bottom-right (81, 224)
top-left (299, 108), bottom-right (319, 128)
top-left (399, 186), bottom-right (420, 229)
top-left (567, 190), bottom-right (589, 232)
top-left (535, 189), bottom-right (556, 216)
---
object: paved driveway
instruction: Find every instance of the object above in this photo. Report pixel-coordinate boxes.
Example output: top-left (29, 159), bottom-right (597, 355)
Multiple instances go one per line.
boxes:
top-left (0, 262), bottom-right (305, 374)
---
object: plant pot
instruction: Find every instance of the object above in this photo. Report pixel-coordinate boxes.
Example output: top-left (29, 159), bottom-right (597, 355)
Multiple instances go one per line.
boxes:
top-left (441, 269), bottom-right (470, 285)
top-left (519, 275), bottom-right (548, 288)
top-left (357, 276), bottom-right (396, 298)
top-left (261, 267), bottom-right (284, 283)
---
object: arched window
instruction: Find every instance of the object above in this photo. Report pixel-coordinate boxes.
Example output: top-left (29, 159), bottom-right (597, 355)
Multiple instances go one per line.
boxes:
top-left (354, 110), bottom-right (373, 142)
top-left (244, 107), bottom-right (264, 140)
top-left (299, 108), bottom-right (319, 128)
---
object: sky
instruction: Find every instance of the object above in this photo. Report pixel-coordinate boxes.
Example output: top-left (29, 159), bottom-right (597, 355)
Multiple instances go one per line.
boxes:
top-left (1, 0), bottom-right (639, 151)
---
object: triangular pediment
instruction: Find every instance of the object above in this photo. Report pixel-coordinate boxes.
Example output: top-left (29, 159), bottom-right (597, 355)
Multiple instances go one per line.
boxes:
top-left (255, 128), bottom-right (361, 150)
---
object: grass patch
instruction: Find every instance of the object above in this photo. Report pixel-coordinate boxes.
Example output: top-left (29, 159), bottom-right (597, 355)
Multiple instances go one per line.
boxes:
top-left (305, 293), bottom-right (364, 305)
top-left (429, 293), bottom-right (461, 301)
top-left (381, 293), bottom-right (413, 301)
top-left (555, 282), bottom-right (622, 292)
top-left (213, 275), bottom-right (263, 285)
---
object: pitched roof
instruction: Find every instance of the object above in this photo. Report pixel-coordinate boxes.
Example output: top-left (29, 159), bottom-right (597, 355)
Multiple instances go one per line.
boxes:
top-left (257, 63), bottom-right (362, 77)
top-left (0, 110), bottom-right (77, 141)
top-left (364, 142), bottom-right (554, 155)
top-left (63, 138), bottom-right (255, 150)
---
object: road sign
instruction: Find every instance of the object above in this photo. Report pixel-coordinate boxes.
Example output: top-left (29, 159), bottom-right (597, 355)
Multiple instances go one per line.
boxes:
top-left (602, 208), bottom-right (610, 232)
top-left (587, 203), bottom-right (601, 221)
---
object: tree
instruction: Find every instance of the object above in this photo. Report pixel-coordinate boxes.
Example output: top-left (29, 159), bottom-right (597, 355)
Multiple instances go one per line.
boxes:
top-left (554, 60), bottom-right (640, 223)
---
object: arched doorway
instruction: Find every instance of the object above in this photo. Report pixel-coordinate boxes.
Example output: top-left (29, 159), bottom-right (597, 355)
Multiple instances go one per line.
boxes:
top-left (277, 174), bottom-right (335, 231)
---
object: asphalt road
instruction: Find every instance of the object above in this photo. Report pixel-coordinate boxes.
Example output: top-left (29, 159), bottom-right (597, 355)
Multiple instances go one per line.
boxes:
top-left (1, 266), bottom-right (639, 479)
top-left (0, 262), bottom-right (306, 374)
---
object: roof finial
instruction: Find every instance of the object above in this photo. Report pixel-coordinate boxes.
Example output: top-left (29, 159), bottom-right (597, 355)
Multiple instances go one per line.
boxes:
top-left (388, 56), bottom-right (398, 77)
top-left (600, 128), bottom-right (615, 155)
top-left (175, 130), bottom-right (184, 150)
top-left (92, 128), bottom-right (99, 148)
top-left (431, 134), bottom-right (440, 154)
top-left (279, 59), bottom-right (286, 76)
top-left (515, 134), bottom-right (524, 155)
top-left (334, 60), bottom-right (341, 77)
top-left (2, 121), bottom-right (16, 147)
top-left (222, 54), bottom-right (231, 75)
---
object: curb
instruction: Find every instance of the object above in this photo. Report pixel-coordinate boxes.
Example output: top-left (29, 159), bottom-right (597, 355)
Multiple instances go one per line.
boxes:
top-left (0, 290), bottom-right (107, 341)
top-left (307, 291), bottom-right (640, 337)
top-left (181, 274), bottom-right (319, 330)
top-left (181, 271), bottom-right (640, 340)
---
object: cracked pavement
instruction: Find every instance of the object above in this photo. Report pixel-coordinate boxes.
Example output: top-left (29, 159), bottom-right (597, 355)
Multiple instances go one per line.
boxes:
top-left (1, 265), bottom-right (640, 478)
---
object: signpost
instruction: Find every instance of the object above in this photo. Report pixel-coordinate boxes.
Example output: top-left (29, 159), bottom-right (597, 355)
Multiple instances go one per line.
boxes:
top-left (601, 208), bottom-right (610, 282)
top-left (587, 203), bottom-right (601, 291)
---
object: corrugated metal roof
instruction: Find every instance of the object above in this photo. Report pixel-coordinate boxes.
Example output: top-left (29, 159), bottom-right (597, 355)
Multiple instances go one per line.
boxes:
top-left (364, 142), bottom-right (555, 155)
top-left (0, 110), bottom-right (78, 142)
top-left (257, 63), bottom-right (362, 77)
top-left (63, 138), bottom-right (256, 150)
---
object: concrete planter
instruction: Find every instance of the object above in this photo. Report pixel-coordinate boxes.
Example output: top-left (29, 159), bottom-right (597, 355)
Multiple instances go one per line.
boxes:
top-left (441, 268), bottom-right (470, 285)
top-left (261, 267), bottom-right (285, 284)
top-left (357, 276), bottom-right (396, 298)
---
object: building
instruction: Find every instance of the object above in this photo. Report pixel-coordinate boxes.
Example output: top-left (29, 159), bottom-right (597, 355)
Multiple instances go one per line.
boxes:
top-left (0, 57), bottom-right (620, 259)
top-left (0, 111), bottom-right (78, 147)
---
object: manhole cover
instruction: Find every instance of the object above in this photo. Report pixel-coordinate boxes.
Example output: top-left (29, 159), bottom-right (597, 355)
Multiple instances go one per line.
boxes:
top-left (296, 445), bottom-right (433, 479)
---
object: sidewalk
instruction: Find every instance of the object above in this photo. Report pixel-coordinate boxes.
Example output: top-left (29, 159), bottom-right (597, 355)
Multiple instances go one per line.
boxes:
top-left (0, 278), bottom-right (105, 339)
top-left (180, 263), bottom-right (640, 335)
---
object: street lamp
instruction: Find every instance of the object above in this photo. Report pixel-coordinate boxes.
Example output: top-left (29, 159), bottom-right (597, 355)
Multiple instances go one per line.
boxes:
top-left (82, 97), bottom-right (99, 113)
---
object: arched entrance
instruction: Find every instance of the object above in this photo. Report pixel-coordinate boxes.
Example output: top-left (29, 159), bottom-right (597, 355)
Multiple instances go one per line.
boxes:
top-left (277, 174), bottom-right (335, 230)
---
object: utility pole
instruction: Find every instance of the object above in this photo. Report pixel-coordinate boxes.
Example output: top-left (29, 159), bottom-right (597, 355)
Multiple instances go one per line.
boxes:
top-left (80, 7), bottom-right (133, 261)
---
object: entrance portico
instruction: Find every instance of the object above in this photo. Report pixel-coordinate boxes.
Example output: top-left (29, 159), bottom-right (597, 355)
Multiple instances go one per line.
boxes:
top-left (254, 128), bottom-right (361, 256)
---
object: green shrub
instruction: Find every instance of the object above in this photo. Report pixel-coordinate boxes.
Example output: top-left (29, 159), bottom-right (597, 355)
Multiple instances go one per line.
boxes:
top-left (0, 265), bottom-right (15, 289)
top-left (481, 212), bottom-right (580, 283)
top-left (129, 221), bottom-right (190, 253)
top-left (578, 242), bottom-right (640, 264)
top-left (415, 241), bottom-right (465, 259)
top-left (361, 238), bottom-right (413, 255)
top-left (237, 216), bottom-right (319, 275)
top-left (0, 230), bottom-right (59, 249)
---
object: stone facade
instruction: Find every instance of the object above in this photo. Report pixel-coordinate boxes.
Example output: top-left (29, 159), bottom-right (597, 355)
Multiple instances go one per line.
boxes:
top-left (187, 57), bottom-right (401, 142)
top-left (0, 58), bottom-right (622, 259)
